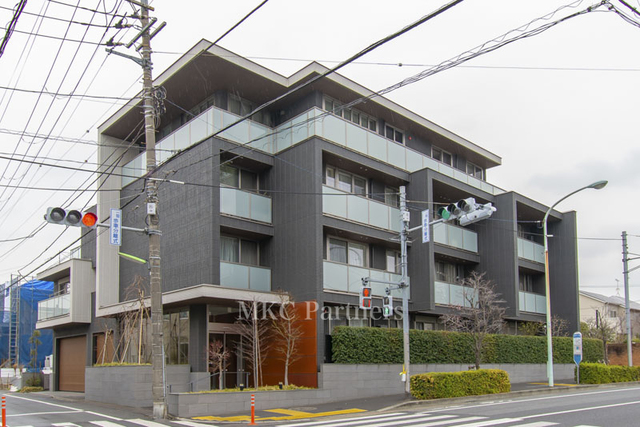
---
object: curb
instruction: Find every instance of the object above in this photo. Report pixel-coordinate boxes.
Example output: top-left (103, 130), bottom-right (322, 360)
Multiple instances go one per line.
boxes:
top-left (380, 381), bottom-right (640, 412)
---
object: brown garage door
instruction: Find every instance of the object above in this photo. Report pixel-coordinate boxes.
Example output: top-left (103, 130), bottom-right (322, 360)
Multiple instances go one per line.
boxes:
top-left (58, 336), bottom-right (86, 392)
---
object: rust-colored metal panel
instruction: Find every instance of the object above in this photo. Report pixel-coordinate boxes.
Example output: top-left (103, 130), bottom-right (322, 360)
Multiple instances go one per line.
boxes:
top-left (94, 332), bottom-right (115, 365)
top-left (262, 301), bottom-right (318, 388)
top-left (58, 335), bottom-right (86, 392)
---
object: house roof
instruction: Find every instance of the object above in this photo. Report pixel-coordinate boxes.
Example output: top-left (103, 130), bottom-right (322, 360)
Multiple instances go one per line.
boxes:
top-left (580, 290), bottom-right (640, 311)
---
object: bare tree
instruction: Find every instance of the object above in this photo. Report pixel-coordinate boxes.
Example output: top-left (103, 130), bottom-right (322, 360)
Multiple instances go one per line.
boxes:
top-left (551, 315), bottom-right (569, 337)
top-left (236, 300), bottom-right (273, 389)
top-left (113, 276), bottom-right (150, 364)
top-left (519, 321), bottom-right (543, 336)
top-left (440, 272), bottom-right (506, 369)
top-left (582, 309), bottom-right (617, 364)
top-left (208, 340), bottom-right (230, 389)
top-left (271, 293), bottom-right (303, 386)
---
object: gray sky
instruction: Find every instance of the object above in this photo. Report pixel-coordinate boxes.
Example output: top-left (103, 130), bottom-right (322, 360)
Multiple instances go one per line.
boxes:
top-left (0, 0), bottom-right (638, 302)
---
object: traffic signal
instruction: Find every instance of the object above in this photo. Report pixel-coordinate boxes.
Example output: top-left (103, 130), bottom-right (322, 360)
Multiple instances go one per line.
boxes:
top-left (45, 207), bottom-right (98, 229)
top-left (436, 198), bottom-right (496, 226)
top-left (382, 295), bottom-right (393, 318)
top-left (359, 284), bottom-right (372, 310)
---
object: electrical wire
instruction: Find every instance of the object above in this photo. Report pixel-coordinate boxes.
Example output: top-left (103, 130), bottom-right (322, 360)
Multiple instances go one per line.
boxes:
top-left (0, 4), bottom-right (132, 28)
top-left (0, 0), bottom-right (27, 58)
top-left (0, 84), bottom-right (137, 100)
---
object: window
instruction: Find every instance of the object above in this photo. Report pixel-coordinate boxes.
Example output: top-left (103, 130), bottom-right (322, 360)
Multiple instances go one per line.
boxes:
top-left (220, 236), bottom-right (259, 266)
top-left (435, 261), bottom-right (465, 283)
top-left (519, 273), bottom-right (534, 292)
top-left (325, 166), bottom-right (367, 196)
top-left (323, 96), bottom-right (377, 132)
top-left (220, 165), bottom-right (258, 192)
top-left (466, 162), bottom-right (483, 179)
top-left (432, 147), bottom-right (452, 166)
top-left (386, 250), bottom-right (401, 274)
top-left (228, 94), bottom-right (272, 126)
top-left (384, 186), bottom-right (399, 207)
top-left (164, 309), bottom-right (189, 365)
top-left (609, 310), bottom-right (618, 318)
top-left (384, 124), bottom-right (404, 144)
top-left (328, 237), bottom-right (367, 267)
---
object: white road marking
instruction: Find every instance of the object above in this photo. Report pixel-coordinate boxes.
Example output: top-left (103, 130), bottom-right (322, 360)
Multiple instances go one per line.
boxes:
top-left (452, 419), bottom-right (524, 427)
top-left (522, 399), bottom-right (640, 420)
top-left (52, 423), bottom-right (82, 426)
top-left (511, 423), bottom-right (558, 427)
top-left (86, 411), bottom-right (123, 421)
top-left (7, 410), bottom-right (79, 417)
top-left (4, 394), bottom-right (82, 412)
top-left (172, 421), bottom-right (213, 427)
top-left (89, 421), bottom-right (127, 427)
top-left (281, 412), bottom-right (407, 427)
top-left (128, 419), bottom-right (170, 426)
top-left (279, 413), bottom-right (455, 427)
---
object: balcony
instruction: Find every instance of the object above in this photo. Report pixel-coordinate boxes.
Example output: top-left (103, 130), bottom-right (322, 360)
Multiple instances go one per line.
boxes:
top-left (121, 106), bottom-right (504, 197)
top-left (517, 238), bottom-right (545, 264)
top-left (433, 222), bottom-right (478, 253)
top-left (322, 185), bottom-right (400, 232)
top-left (519, 291), bottom-right (546, 314)
top-left (220, 261), bottom-right (271, 292)
top-left (434, 281), bottom-right (477, 307)
top-left (322, 260), bottom-right (402, 298)
top-left (38, 293), bottom-right (70, 321)
top-left (220, 187), bottom-right (272, 223)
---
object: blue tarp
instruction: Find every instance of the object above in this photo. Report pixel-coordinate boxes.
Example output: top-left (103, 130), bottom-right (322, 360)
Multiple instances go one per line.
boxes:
top-left (0, 280), bottom-right (53, 369)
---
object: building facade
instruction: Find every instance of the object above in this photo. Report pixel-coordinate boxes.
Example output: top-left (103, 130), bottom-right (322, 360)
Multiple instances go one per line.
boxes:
top-left (37, 40), bottom-right (580, 392)
top-left (579, 290), bottom-right (640, 338)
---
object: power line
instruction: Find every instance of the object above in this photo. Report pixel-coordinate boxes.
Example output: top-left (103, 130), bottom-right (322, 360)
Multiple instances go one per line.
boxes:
top-left (0, 84), bottom-right (136, 101)
top-left (0, 4), bottom-right (132, 28)
top-left (0, 0), bottom-right (27, 58)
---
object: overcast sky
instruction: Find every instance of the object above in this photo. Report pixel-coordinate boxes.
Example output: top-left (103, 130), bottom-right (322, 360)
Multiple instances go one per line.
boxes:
top-left (0, 0), bottom-right (638, 303)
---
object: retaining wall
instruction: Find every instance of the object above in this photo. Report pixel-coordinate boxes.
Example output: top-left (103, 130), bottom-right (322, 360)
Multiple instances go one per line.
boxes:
top-left (168, 363), bottom-right (575, 417)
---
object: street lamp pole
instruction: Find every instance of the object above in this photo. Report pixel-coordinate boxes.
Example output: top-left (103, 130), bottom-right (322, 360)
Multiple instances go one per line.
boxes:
top-left (543, 180), bottom-right (607, 387)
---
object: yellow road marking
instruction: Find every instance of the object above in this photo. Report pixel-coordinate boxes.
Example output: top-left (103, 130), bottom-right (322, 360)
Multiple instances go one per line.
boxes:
top-left (193, 407), bottom-right (366, 422)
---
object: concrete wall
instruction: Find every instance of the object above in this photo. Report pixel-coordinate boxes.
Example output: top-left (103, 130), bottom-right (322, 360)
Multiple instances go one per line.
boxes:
top-left (85, 364), bottom-right (190, 407)
top-left (168, 363), bottom-right (575, 417)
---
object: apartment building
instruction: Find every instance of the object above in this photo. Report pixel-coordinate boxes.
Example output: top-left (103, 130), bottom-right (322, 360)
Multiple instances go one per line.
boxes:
top-left (37, 40), bottom-right (579, 392)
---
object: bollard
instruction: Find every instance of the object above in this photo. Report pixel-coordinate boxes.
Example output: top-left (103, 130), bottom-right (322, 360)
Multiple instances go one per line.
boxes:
top-left (248, 393), bottom-right (257, 425)
top-left (2, 395), bottom-right (6, 427)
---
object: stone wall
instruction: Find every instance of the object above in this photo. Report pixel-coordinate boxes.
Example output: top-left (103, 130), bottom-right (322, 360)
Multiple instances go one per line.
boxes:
top-left (168, 363), bottom-right (575, 417)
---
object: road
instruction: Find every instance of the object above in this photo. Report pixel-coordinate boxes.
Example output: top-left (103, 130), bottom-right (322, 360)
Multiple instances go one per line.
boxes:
top-left (1, 393), bottom-right (206, 427)
top-left (269, 385), bottom-right (640, 427)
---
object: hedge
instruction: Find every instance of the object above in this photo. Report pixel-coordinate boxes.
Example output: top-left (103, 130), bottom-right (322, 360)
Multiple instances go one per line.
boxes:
top-left (410, 369), bottom-right (510, 399)
top-left (331, 327), bottom-right (604, 364)
top-left (578, 363), bottom-right (640, 384)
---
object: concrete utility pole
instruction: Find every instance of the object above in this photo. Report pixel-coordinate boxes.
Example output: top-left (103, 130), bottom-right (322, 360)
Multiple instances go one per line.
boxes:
top-left (622, 231), bottom-right (632, 366)
top-left (138, 0), bottom-right (165, 418)
top-left (399, 186), bottom-right (411, 394)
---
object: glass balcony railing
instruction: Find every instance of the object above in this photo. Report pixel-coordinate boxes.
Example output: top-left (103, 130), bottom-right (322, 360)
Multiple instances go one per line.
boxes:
top-left (38, 293), bottom-right (70, 321)
top-left (434, 281), bottom-right (477, 307)
top-left (433, 222), bottom-right (478, 253)
top-left (323, 260), bottom-right (402, 298)
top-left (121, 105), bottom-right (504, 196)
top-left (519, 291), bottom-right (546, 314)
top-left (517, 238), bottom-right (545, 264)
top-left (220, 187), bottom-right (272, 223)
top-left (220, 261), bottom-right (271, 292)
top-left (322, 186), bottom-right (400, 232)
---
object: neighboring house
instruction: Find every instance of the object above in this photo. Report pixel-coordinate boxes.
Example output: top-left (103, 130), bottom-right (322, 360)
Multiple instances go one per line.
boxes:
top-left (37, 41), bottom-right (581, 393)
top-left (579, 290), bottom-right (640, 338)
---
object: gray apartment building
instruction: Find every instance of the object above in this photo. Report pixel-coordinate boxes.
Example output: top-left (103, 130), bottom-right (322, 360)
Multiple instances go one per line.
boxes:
top-left (36, 40), bottom-right (579, 392)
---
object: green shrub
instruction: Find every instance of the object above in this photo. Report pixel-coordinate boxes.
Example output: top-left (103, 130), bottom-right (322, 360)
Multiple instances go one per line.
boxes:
top-left (578, 363), bottom-right (640, 384)
top-left (410, 369), bottom-right (510, 399)
top-left (331, 327), bottom-right (605, 364)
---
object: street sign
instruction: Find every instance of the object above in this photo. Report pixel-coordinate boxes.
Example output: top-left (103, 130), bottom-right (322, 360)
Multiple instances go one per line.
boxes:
top-left (421, 209), bottom-right (430, 243)
top-left (110, 208), bottom-right (122, 246)
top-left (573, 331), bottom-right (583, 365)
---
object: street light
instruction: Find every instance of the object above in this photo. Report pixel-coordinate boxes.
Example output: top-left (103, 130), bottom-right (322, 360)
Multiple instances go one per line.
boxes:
top-left (543, 179), bottom-right (607, 387)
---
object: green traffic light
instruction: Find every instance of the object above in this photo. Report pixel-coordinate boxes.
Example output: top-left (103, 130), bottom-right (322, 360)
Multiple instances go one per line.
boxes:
top-left (437, 207), bottom-right (450, 219)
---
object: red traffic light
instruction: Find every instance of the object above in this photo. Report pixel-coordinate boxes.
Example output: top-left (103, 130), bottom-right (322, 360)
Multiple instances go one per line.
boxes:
top-left (362, 287), bottom-right (371, 298)
top-left (81, 212), bottom-right (98, 228)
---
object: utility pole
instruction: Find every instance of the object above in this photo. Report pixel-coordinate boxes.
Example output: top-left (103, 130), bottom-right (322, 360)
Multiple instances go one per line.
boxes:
top-left (622, 231), bottom-right (632, 367)
top-left (139, 0), bottom-right (165, 418)
top-left (106, 0), bottom-right (166, 417)
top-left (399, 186), bottom-right (411, 394)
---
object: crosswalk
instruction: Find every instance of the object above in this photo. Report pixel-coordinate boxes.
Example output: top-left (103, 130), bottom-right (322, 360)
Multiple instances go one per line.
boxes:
top-left (276, 412), bottom-right (602, 427)
top-left (11, 419), bottom-right (211, 427)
